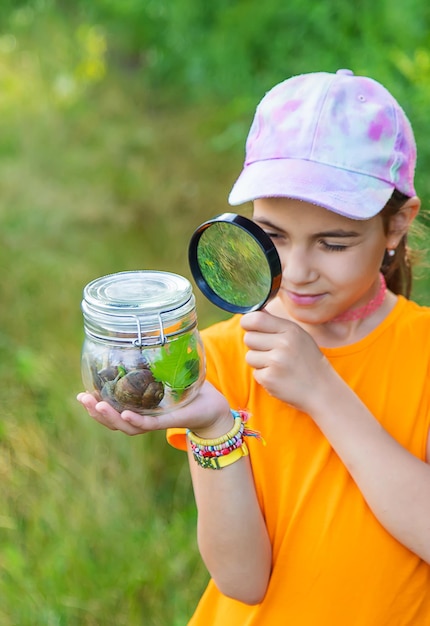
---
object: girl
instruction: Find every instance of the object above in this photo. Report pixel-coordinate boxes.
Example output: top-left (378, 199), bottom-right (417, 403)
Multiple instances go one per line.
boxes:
top-left (78, 69), bottom-right (430, 624)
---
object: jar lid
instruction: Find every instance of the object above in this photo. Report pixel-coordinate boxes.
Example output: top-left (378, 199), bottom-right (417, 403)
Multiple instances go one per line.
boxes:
top-left (82, 271), bottom-right (197, 345)
top-left (83, 270), bottom-right (193, 315)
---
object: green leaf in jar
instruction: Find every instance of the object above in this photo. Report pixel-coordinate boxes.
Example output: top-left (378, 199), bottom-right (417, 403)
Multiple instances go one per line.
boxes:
top-left (149, 334), bottom-right (200, 394)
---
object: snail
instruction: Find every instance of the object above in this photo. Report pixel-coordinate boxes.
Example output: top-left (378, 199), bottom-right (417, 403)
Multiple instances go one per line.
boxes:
top-left (100, 366), bottom-right (164, 411)
top-left (94, 357), bottom-right (151, 385)
top-left (91, 364), bottom-right (116, 392)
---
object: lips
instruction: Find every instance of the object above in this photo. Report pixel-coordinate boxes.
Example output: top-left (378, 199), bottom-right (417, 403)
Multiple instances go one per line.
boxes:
top-left (286, 290), bottom-right (326, 306)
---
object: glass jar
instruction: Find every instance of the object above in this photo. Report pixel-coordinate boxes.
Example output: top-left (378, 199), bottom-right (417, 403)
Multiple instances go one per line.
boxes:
top-left (81, 270), bottom-right (205, 415)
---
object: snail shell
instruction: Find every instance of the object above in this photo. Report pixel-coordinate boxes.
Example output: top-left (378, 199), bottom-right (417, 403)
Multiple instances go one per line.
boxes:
top-left (113, 369), bottom-right (164, 410)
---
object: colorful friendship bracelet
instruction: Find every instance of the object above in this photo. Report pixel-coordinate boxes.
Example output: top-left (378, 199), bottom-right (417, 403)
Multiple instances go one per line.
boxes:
top-left (191, 441), bottom-right (249, 470)
top-left (187, 409), bottom-right (264, 470)
top-left (189, 435), bottom-right (244, 458)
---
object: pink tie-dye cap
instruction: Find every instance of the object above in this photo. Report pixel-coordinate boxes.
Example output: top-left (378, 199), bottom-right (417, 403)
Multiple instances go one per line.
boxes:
top-left (228, 69), bottom-right (416, 219)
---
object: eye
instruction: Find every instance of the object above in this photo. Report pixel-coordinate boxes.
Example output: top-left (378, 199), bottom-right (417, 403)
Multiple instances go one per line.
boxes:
top-left (264, 231), bottom-right (283, 241)
top-left (320, 240), bottom-right (348, 252)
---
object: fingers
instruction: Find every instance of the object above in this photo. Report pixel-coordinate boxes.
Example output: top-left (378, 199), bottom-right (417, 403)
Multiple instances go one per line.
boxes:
top-left (240, 310), bottom-right (307, 374)
top-left (243, 330), bottom-right (274, 352)
top-left (76, 381), bottom-right (231, 437)
top-left (120, 409), bottom-right (178, 433)
top-left (241, 311), bottom-right (290, 353)
top-left (245, 348), bottom-right (270, 371)
top-left (241, 310), bottom-right (287, 333)
top-left (77, 392), bottom-right (144, 436)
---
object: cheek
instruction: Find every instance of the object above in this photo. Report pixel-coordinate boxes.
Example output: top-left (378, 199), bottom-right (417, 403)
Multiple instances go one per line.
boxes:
top-left (318, 247), bottom-right (386, 283)
top-left (360, 240), bottom-right (388, 270)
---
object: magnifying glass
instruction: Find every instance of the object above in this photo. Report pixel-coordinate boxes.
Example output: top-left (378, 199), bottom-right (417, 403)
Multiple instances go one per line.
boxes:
top-left (188, 213), bottom-right (282, 313)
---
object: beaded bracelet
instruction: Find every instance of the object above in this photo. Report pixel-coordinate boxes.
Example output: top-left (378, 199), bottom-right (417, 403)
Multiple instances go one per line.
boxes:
top-left (187, 414), bottom-right (243, 447)
top-left (188, 421), bottom-right (244, 456)
top-left (187, 409), bottom-right (264, 470)
top-left (188, 434), bottom-right (244, 458)
top-left (191, 441), bottom-right (249, 470)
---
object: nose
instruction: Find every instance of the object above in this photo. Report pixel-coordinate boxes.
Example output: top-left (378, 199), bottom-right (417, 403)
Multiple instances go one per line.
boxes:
top-left (281, 245), bottom-right (317, 285)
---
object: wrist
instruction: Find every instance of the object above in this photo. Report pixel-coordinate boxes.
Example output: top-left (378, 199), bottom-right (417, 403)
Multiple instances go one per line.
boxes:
top-left (191, 410), bottom-right (235, 440)
top-left (306, 365), bottom-right (352, 420)
top-left (187, 408), bottom-right (264, 470)
top-left (187, 410), bottom-right (249, 470)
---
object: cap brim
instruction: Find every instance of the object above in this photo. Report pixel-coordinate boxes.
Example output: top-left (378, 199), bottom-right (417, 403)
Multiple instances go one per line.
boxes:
top-left (228, 159), bottom-right (395, 220)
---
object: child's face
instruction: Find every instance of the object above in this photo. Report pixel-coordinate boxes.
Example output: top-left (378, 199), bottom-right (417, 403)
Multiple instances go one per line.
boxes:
top-left (252, 197), bottom-right (390, 324)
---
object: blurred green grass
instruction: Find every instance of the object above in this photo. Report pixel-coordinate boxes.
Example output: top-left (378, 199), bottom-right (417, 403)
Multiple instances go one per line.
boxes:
top-left (0, 11), bottom-right (233, 625)
top-left (0, 3), bottom-right (429, 625)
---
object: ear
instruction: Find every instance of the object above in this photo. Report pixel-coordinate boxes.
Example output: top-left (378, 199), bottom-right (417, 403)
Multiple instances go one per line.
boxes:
top-left (386, 196), bottom-right (420, 249)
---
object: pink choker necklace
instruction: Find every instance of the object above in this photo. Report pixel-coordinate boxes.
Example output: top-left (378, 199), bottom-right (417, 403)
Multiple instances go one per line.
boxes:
top-left (331, 273), bottom-right (387, 322)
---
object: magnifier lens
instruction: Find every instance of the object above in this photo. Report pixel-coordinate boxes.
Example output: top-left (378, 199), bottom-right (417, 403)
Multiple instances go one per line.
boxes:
top-left (189, 213), bottom-right (282, 313)
top-left (197, 222), bottom-right (271, 308)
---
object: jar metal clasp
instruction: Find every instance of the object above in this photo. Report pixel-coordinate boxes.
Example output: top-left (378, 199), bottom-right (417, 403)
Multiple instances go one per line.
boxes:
top-left (132, 314), bottom-right (166, 348)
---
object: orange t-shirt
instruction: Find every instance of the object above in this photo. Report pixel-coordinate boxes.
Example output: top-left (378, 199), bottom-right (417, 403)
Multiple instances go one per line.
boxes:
top-left (168, 296), bottom-right (430, 625)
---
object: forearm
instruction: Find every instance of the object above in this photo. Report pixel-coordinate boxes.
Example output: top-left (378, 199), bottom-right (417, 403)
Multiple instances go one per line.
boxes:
top-left (188, 443), bottom-right (272, 604)
top-left (310, 370), bottom-right (430, 563)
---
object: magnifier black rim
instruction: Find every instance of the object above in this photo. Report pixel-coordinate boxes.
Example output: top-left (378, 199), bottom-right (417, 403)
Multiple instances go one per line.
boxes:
top-left (188, 212), bottom-right (282, 313)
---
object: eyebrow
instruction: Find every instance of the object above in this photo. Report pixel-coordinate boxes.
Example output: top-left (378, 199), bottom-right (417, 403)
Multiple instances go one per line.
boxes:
top-left (254, 218), bottom-right (361, 239)
top-left (313, 229), bottom-right (361, 238)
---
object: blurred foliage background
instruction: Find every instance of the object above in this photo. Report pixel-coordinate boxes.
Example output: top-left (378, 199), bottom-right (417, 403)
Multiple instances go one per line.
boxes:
top-left (0, 1), bottom-right (429, 624)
